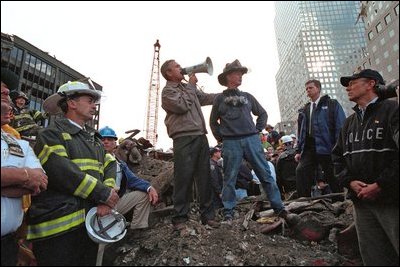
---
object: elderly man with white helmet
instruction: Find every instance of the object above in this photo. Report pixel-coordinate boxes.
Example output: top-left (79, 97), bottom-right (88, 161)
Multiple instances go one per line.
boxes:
top-left (26, 81), bottom-right (119, 266)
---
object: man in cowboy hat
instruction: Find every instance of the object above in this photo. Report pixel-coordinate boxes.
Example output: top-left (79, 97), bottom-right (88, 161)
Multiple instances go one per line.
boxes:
top-left (160, 59), bottom-right (220, 232)
top-left (210, 60), bottom-right (292, 225)
top-left (27, 81), bottom-right (119, 265)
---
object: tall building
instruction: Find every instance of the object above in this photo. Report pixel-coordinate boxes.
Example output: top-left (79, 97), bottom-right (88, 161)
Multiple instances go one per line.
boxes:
top-left (358, 1), bottom-right (399, 82)
top-left (1, 32), bottom-right (102, 128)
top-left (274, 1), bottom-right (367, 123)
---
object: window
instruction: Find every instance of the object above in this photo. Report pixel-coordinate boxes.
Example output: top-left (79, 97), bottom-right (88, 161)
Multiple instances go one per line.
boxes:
top-left (387, 65), bottom-right (392, 72)
top-left (380, 37), bottom-right (386, 45)
top-left (389, 29), bottom-right (395, 38)
top-left (376, 22), bottom-right (383, 33)
top-left (368, 31), bottom-right (374, 40)
top-left (384, 14), bottom-right (392, 24)
top-left (384, 51), bottom-right (389, 58)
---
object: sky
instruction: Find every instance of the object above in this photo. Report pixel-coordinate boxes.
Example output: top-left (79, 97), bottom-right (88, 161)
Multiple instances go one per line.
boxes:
top-left (1, 1), bottom-right (281, 149)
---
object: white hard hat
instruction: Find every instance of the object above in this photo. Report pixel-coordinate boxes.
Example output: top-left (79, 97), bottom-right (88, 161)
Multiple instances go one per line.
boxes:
top-left (85, 207), bottom-right (127, 244)
top-left (280, 135), bottom-right (293, 144)
top-left (44, 81), bottom-right (102, 114)
top-left (290, 134), bottom-right (297, 139)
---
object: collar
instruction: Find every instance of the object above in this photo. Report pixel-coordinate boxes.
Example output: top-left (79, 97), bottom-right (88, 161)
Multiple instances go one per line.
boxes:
top-left (56, 117), bottom-right (98, 137)
top-left (357, 96), bottom-right (379, 111)
top-left (312, 95), bottom-right (321, 106)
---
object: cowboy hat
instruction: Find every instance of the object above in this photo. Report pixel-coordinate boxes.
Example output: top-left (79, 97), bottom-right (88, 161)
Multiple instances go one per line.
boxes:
top-left (218, 60), bottom-right (248, 86)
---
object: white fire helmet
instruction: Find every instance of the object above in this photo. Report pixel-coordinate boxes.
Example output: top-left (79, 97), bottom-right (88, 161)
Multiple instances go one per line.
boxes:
top-left (43, 81), bottom-right (101, 115)
top-left (85, 207), bottom-right (127, 244)
top-left (280, 135), bottom-right (293, 144)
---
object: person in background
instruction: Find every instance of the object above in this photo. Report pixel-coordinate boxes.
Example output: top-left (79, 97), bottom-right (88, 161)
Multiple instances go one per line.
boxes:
top-left (276, 135), bottom-right (298, 199)
top-left (10, 91), bottom-right (48, 138)
top-left (161, 59), bottom-right (219, 231)
top-left (100, 126), bottom-right (158, 238)
top-left (27, 81), bottom-right (119, 266)
top-left (295, 79), bottom-right (346, 198)
top-left (209, 146), bottom-right (224, 209)
top-left (333, 69), bottom-right (399, 266)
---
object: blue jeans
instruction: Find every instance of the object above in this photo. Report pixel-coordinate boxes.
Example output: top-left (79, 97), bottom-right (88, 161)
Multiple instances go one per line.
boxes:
top-left (222, 134), bottom-right (284, 218)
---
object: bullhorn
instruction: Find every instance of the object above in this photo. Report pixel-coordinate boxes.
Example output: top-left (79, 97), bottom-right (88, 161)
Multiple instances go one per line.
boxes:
top-left (181, 57), bottom-right (213, 75)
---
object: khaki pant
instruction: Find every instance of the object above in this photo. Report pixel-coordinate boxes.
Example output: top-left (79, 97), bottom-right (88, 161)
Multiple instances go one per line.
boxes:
top-left (115, 191), bottom-right (151, 229)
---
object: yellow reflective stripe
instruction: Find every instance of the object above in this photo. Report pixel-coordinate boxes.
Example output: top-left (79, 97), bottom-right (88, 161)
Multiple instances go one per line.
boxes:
top-left (27, 209), bottom-right (85, 240)
top-left (15, 124), bottom-right (35, 132)
top-left (38, 144), bottom-right (68, 165)
top-left (104, 153), bottom-right (116, 169)
top-left (62, 132), bottom-right (72, 140)
top-left (14, 113), bottom-right (32, 120)
top-left (72, 158), bottom-right (104, 175)
top-left (103, 178), bottom-right (116, 188)
top-left (73, 174), bottom-right (98, 199)
top-left (32, 111), bottom-right (41, 120)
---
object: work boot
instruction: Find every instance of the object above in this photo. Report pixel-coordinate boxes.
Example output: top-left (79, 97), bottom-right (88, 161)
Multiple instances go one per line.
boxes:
top-left (221, 217), bottom-right (233, 226)
top-left (277, 209), bottom-right (300, 226)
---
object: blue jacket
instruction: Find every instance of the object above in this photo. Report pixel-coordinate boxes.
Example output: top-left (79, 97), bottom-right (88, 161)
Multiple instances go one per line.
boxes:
top-left (117, 159), bottom-right (151, 197)
top-left (297, 95), bottom-right (346, 155)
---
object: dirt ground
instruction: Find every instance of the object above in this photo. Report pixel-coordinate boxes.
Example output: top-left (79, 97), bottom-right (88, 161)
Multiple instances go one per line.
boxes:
top-left (103, 199), bottom-right (362, 266)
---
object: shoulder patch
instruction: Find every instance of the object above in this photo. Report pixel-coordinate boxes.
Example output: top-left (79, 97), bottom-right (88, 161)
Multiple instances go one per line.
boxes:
top-left (62, 132), bottom-right (72, 141)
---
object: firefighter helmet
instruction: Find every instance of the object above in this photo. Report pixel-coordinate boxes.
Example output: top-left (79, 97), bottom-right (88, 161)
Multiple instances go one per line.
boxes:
top-left (99, 126), bottom-right (118, 140)
top-left (10, 91), bottom-right (30, 105)
top-left (43, 81), bottom-right (101, 115)
top-left (85, 207), bottom-right (127, 244)
top-left (280, 135), bottom-right (293, 144)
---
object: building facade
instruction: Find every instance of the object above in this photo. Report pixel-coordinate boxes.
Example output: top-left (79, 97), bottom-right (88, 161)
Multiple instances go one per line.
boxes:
top-left (1, 32), bottom-right (102, 128)
top-left (274, 1), bottom-right (367, 123)
top-left (358, 1), bottom-right (399, 83)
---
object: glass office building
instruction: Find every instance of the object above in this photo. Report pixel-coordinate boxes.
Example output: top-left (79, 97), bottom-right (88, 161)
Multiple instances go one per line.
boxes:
top-left (1, 32), bottom-right (102, 129)
top-left (274, 1), bottom-right (366, 122)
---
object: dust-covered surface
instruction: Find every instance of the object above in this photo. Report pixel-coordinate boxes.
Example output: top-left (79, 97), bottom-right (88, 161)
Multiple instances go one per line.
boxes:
top-left (103, 200), bottom-right (362, 266)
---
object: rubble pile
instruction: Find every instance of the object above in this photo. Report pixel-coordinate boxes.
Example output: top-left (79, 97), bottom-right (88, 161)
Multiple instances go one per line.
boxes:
top-left (104, 199), bottom-right (362, 266)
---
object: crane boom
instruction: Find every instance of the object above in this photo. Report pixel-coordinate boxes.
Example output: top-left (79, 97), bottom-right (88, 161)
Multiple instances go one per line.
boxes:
top-left (144, 40), bottom-right (161, 146)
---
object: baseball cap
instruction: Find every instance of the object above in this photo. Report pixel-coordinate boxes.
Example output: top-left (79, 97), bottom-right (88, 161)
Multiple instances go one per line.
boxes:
top-left (340, 69), bottom-right (385, 87)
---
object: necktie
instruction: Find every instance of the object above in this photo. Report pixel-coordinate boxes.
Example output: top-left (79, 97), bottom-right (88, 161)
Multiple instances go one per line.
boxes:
top-left (309, 102), bottom-right (316, 135)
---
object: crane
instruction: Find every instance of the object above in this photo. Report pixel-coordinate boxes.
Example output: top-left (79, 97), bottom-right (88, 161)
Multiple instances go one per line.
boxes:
top-left (144, 39), bottom-right (161, 146)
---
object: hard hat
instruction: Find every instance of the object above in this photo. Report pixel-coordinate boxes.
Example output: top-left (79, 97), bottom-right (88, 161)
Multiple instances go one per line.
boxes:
top-left (99, 126), bottom-right (118, 140)
top-left (85, 207), bottom-right (127, 244)
top-left (290, 134), bottom-right (297, 139)
top-left (10, 91), bottom-right (29, 105)
top-left (43, 81), bottom-right (101, 115)
top-left (280, 135), bottom-right (293, 144)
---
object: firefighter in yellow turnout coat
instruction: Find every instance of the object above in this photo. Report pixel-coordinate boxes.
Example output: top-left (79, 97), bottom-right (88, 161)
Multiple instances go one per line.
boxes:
top-left (26, 81), bottom-right (119, 266)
